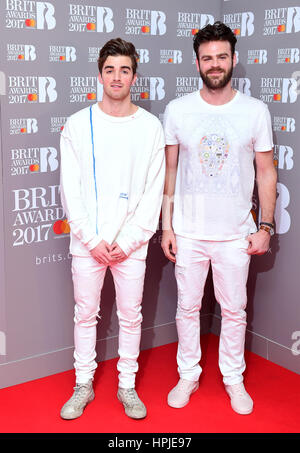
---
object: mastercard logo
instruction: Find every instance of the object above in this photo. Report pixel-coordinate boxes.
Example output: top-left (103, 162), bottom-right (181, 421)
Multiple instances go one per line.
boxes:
top-left (59, 55), bottom-right (65, 61)
top-left (20, 128), bottom-right (27, 133)
top-left (277, 24), bottom-right (285, 32)
top-left (191, 29), bottom-right (199, 35)
top-left (234, 28), bottom-right (241, 35)
top-left (87, 92), bottom-right (96, 100)
top-left (25, 19), bottom-right (36, 27)
top-left (86, 23), bottom-right (96, 31)
top-left (273, 93), bottom-right (281, 101)
top-left (140, 92), bottom-right (149, 99)
top-left (30, 164), bottom-right (39, 172)
top-left (28, 93), bottom-right (38, 101)
top-left (53, 219), bottom-right (70, 235)
top-left (18, 54), bottom-right (25, 60)
top-left (141, 26), bottom-right (150, 33)
top-left (254, 58), bottom-right (259, 63)
top-left (285, 57), bottom-right (290, 63)
top-left (281, 126), bottom-right (286, 131)
top-left (168, 58), bottom-right (173, 63)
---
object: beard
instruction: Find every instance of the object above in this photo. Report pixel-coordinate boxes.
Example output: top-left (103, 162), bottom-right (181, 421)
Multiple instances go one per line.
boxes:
top-left (200, 64), bottom-right (233, 90)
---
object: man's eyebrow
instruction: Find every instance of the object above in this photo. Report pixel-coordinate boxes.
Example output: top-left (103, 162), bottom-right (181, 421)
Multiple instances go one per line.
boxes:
top-left (200, 52), bottom-right (230, 58)
top-left (103, 65), bottom-right (132, 70)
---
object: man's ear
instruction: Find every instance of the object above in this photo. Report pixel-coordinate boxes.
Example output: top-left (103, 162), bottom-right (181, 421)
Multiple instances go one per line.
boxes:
top-left (233, 52), bottom-right (237, 68)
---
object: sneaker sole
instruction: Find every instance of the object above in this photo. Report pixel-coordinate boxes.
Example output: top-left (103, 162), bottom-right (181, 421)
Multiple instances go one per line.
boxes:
top-left (167, 383), bottom-right (199, 409)
top-left (231, 404), bottom-right (253, 415)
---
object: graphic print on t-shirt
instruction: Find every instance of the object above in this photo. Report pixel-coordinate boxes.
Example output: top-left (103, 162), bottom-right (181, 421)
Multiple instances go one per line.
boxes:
top-left (199, 133), bottom-right (229, 177)
top-left (181, 114), bottom-right (241, 197)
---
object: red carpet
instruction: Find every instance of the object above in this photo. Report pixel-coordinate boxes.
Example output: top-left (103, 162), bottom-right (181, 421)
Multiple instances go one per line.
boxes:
top-left (0, 334), bottom-right (299, 434)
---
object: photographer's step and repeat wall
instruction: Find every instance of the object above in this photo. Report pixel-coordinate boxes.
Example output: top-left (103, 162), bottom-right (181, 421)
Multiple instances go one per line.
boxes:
top-left (0, 0), bottom-right (299, 388)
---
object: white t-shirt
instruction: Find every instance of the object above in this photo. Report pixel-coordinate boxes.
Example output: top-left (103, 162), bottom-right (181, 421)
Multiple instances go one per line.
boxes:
top-left (60, 103), bottom-right (165, 259)
top-left (163, 90), bottom-right (273, 241)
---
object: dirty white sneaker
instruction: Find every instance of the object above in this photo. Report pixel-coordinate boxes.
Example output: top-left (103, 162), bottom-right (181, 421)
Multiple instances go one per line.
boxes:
top-left (117, 388), bottom-right (147, 419)
top-left (225, 382), bottom-right (253, 415)
top-left (60, 380), bottom-right (94, 420)
top-left (167, 379), bottom-right (199, 408)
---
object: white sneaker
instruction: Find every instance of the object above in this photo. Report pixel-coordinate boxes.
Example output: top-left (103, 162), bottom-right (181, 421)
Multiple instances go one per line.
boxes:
top-left (60, 380), bottom-right (94, 420)
top-left (167, 379), bottom-right (199, 408)
top-left (117, 388), bottom-right (147, 419)
top-left (225, 382), bottom-right (253, 415)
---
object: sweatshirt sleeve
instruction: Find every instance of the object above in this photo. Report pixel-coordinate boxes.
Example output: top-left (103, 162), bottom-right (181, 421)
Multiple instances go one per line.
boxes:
top-left (60, 119), bottom-right (101, 251)
top-left (115, 122), bottom-right (166, 256)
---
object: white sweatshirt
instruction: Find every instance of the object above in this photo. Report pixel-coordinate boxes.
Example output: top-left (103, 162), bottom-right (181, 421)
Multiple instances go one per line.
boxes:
top-left (60, 103), bottom-right (165, 259)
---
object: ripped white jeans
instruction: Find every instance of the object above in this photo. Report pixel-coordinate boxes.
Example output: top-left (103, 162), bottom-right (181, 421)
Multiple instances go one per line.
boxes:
top-left (71, 255), bottom-right (146, 388)
top-left (175, 235), bottom-right (251, 386)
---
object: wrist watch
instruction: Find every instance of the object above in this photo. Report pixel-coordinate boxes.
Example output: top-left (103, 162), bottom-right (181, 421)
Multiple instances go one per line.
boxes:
top-left (259, 222), bottom-right (275, 236)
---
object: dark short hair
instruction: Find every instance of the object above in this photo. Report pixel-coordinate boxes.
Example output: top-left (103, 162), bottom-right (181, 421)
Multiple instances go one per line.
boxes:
top-left (193, 21), bottom-right (237, 60)
top-left (98, 38), bottom-right (138, 74)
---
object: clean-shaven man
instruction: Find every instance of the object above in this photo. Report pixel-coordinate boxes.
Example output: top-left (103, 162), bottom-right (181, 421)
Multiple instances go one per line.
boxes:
top-left (60, 38), bottom-right (165, 420)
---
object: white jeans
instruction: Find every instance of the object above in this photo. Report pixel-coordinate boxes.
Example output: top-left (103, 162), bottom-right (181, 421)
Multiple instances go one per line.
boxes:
top-left (175, 235), bottom-right (251, 386)
top-left (71, 255), bottom-right (146, 388)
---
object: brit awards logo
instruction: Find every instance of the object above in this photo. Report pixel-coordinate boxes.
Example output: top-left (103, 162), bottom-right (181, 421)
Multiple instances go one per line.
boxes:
top-left (274, 183), bottom-right (291, 234)
top-left (273, 145), bottom-right (294, 171)
top-left (160, 50), bottom-right (182, 64)
top-left (8, 76), bottom-right (57, 104)
top-left (68, 4), bottom-right (114, 32)
top-left (260, 77), bottom-right (298, 103)
top-left (49, 45), bottom-right (76, 62)
top-left (12, 185), bottom-right (66, 247)
top-left (131, 77), bottom-right (165, 101)
top-left (223, 11), bottom-right (254, 36)
top-left (177, 12), bottom-right (214, 37)
top-left (9, 118), bottom-right (38, 135)
top-left (263, 7), bottom-right (300, 35)
top-left (69, 76), bottom-right (102, 103)
top-left (232, 78), bottom-right (251, 95)
top-left (277, 48), bottom-right (299, 64)
top-left (10, 147), bottom-right (59, 176)
top-left (50, 116), bottom-right (67, 133)
top-left (5, 1), bottom-right (56, 30)
top-left (137, 49), bottom-right (150, 64)
top-left (247, 50), bottom-right (267, 64)
top-left (273, 116), bottom-right (296, 133)
top-left (7, 44), bottom-right (36, 61)
top-left (125, 9), bottom-right (166, 35)
top-left (88, 47), bottom-right (102, 63)
top-left (175, 77), bottom-right (202, 98)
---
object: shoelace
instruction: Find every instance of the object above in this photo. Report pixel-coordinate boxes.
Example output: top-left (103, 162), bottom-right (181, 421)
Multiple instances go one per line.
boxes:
top-left (121, 389), bottom-right (140, 406)
top-left (72, 383), bottom-right (91, 404)
top-left (229, 384), bottom-right (246, 397)
top-left (177, 380), bottom-right (195, 393)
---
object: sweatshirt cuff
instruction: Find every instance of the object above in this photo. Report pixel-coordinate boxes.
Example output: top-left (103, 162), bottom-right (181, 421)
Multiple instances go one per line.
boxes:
top-left (86, 235), bottom-right (102, 251)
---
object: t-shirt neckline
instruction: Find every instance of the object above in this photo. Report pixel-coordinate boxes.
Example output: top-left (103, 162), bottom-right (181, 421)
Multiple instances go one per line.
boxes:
top-left (197, 89), bottom-right (240, 109)
top-left (94, 102), bottom-right (142, 122)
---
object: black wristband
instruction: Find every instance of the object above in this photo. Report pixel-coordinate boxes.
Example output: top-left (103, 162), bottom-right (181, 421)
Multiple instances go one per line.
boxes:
top-left (259, 221), bottom-right (274, 228)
